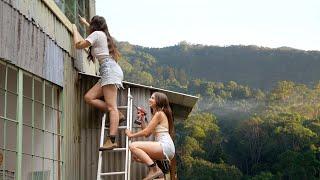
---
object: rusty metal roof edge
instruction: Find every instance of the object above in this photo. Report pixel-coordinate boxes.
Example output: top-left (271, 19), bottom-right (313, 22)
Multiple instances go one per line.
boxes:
top-left (78, 72), bottom-right (199, 105)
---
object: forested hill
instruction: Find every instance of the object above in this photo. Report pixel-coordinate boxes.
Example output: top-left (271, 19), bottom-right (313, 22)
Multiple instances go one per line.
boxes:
top-left (118, 41), bottom-right (320, 90)
top-left (117, 42), bottom-right (320, 179)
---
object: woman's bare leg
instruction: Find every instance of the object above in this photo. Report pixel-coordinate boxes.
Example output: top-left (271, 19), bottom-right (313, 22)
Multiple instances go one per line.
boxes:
top-left (84, 82), bottom-right (106, 111)
top-left (84, 82), bottom-right (125, 122)
top-left (129, 141), bottom-right (164, 164)
top-left (102, 84), bottom-right (119, 136)
top-left (132, 155), bottom-right (143, 163)
top-left (129, 141), bottom-right (164, 180)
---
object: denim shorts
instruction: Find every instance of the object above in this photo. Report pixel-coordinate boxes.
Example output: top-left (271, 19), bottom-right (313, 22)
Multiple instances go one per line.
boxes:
top-left (98, 57), bottom-right (124, 89)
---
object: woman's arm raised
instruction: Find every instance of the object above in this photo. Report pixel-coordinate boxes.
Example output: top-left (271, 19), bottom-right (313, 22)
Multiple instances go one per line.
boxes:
top-left (72, 24), bottom-right (91, 49)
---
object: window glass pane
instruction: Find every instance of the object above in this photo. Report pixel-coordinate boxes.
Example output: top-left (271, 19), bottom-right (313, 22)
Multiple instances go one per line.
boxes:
top-left (34, 129), bottom-right (43, 156)
top-left (65, 0), bottom-right (76, 23)
top-left (43, 159), bottom-right (53, 180)
top-left (7, 93), bottom-right (17, 120)
top-left (0, 149), bottom-right (3, 169)
top-left (34, 79), bottom-right (43, 102)
top-left (59, 162), bottom-right (63, 180)
top-left (0, 62), bottom-right (5, 89)
top-left (51, 110), bottom-right (58, 134)
top-left (53, 87), bottom-right (59, 110)
top-left (0, 88), bottom-right (4, 117)
top-left (4, 151), bottom-right (16, 179)
top-left (0, 62), bottom-right (63, 179)
top-left (0, 118), bottom-right (3, 148)
top-left (53, 160), bottom-right (58, 180)
top-left (22, 154), bottom-right (33, 179)
top-left (54, 135), bottom-right (62, 161)
top-left (50, 110), bottom-right (59, 134)
top-left (57, 112), bottom-right (62, 135)
top-left (54, 0), bottom-right (65, 11)
top-left (45, 84), bottom-right (52, 107)
top-left (23, 73), bottom-right (32, 98)
top-left (7, 67), bottom-right (17, 93)
top-left (34, 102), bottom-right (43, 129)
top-left (45, 107), bottom-right (54, 132)
top-left (23, 97), bottom-right (32, 126)
top-left (33, 157), bottom-right (43, 177)
top-left (44, 132), bottom-right (53, 159)
top-left (6, 121), bottom-right (17, 151)
top-left (23, 125), bottom-right (32, 154)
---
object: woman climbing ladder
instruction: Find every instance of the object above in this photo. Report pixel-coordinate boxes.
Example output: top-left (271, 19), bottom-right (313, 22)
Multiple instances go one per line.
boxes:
top-left (72, 15), bottom-right (125, 150)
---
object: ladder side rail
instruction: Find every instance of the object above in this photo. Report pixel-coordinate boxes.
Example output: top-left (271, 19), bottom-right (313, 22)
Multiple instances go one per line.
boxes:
top-left (127, 89), bottom-right (133, 180)
top-left (97, 114), bottom-right (107, 180)
top-left (124, 88), bottom-right (132, 180)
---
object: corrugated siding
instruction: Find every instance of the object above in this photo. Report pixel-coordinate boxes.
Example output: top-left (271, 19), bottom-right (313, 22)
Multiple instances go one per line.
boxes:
top-left (129, 87), bottom-right (153, 180)
top-left (4, 0), bottom-right (72, 53)
top-left (79, 75), bottom-right (100, 180)
top-left (63, 52), bottom-right (81, 180)
top-left (0, 0), bottom-right (64, 86)
top-left (43, 37), bottom-right (64, 85)
top-left (1, 0), bottom-right (98, 75)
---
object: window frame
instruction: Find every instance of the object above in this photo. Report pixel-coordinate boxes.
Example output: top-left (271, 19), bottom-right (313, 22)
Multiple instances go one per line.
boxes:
top-left (0, 60), bottom-right (64, 180)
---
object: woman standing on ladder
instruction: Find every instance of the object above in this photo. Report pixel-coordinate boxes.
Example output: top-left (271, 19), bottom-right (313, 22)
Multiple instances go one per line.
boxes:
top-left (72, 15), bottom-right (124, 150)
top-left (125, 92), bottom-right (176, 180)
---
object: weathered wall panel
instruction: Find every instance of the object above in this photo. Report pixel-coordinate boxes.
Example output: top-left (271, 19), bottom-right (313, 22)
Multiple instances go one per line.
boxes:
top-left (5, 0), bottom-right (71, 52)
top-left (2, 0), bottom-right (100, 75)
top-left (63, 52), bottom-right (81, 180)
top-left (0, 0), bottom-right (65, 86)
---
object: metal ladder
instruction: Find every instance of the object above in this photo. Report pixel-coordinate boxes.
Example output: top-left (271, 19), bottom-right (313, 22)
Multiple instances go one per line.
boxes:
top-left (97, 88), bottom-right (133, 180)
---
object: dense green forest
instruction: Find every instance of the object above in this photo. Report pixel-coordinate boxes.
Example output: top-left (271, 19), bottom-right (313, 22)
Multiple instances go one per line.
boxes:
top-left (117, 42), bottom-right (320, 179)
top-left (119, 41), bottom-right (320, 90)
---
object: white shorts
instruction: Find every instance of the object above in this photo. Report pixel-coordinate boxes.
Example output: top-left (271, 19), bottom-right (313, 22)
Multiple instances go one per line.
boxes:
top-left (156, 133), bottom-right (175, 160)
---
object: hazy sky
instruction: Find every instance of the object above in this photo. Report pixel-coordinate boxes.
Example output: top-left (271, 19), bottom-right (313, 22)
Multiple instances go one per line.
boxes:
top-left (96, 0), bottom-right (319, 51)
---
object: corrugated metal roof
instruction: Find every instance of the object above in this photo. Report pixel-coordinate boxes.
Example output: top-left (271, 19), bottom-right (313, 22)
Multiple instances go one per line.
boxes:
top-left (78, 72), bottom-right (199, 109)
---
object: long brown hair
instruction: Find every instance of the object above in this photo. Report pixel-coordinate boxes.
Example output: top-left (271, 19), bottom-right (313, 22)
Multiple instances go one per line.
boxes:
top-left (152, 92), bottom-right (174, 137)
top-left (87, 15), bottom-right (121, 61)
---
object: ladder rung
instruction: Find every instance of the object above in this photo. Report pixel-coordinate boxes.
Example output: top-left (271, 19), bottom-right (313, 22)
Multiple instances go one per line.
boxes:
top-left (105, 126), bottom-right (127, 130)
top-left (103, 148), bottom-right (126, 152)
top-left (100, 171), bottom-right (126, 176)
top-left (118, 106), bottom-right (128, 109)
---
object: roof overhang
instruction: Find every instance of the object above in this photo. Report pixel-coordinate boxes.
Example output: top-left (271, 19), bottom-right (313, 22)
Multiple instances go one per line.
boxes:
top-left (78, 72), bottom-right (199, 116)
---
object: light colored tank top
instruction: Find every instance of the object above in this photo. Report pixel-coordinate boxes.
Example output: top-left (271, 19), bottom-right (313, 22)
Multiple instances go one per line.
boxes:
top-left (155, 124), bottom-right (169, 133)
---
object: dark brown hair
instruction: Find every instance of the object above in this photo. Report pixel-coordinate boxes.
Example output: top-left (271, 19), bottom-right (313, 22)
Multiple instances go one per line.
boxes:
top-left (87, 15), bottom-right (121, 61)
top-left (152, 92), bottom-right (174, 137)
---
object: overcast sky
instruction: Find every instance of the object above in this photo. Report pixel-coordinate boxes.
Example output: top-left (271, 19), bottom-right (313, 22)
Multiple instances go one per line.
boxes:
top-left (96, 0), bottom-right (319, 51)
